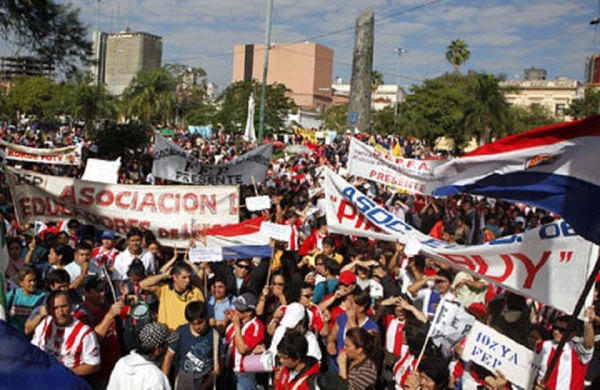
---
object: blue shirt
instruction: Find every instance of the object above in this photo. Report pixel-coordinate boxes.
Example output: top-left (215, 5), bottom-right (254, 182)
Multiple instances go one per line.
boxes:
top-left (170, 324), bottom-right (215, 374)
top-left (313, 279), bottom-right (339, 304)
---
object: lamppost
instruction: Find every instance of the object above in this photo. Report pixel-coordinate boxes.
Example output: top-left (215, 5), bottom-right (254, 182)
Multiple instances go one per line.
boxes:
top-left (258, 0), bottom-right (274, 145)
top-left (393, 48), bottom-right (407, 134)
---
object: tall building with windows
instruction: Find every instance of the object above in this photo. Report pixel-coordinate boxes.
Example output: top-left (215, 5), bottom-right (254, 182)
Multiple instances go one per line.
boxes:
top-left (101, 29), bottom-right (163, 95)
top-left (0, 56), bottom-right (54, 86)
top-left (232, 42), bottom-right (334, 112)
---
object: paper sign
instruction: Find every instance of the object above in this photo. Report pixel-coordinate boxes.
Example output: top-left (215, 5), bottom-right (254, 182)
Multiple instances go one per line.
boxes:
top-left (189, 247), bottom-right (224, 263)
top-left (428, 298), bottom-right (475, 359)
top-left (463, 321), bottom-right (541, 389)
top-left (260, 222), bottom-right (291, 242)
top-left (246, 196), bottom-right (271, 211)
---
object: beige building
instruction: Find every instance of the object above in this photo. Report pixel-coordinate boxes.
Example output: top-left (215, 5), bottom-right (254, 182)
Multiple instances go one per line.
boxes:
top-left (330, 82), bottom-right (406, 110)
top-left (103, 30), bottom-right (163, 95)
top-left (499, 76), bottom-right (582, 121)
top-left (232, 42), bottom-right (333, 112)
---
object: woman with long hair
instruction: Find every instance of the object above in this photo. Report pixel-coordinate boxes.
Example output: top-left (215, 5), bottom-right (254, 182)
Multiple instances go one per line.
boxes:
top-left (337, 327), bottom-right (381, 390)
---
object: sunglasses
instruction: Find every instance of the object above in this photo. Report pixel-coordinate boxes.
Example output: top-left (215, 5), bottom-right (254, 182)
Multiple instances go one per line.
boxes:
top-left (236, 264), bottom-right (251, 270)
top-left (552, 325), bottom-right (567, 333)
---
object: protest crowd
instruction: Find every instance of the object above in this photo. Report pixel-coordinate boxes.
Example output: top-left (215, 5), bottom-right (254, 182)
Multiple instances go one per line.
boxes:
top-left (0, 121), bottom-right (599, 390)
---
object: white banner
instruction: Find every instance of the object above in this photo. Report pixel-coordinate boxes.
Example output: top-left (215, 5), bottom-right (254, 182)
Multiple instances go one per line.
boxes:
top-left (246, 196), bottom-right (271, 212)
top-left (347, 137), bottom-right (444, 194)
top-left (152, 134), bottom-right (272, 185)
top-left (0, 140), bottom-right (82, 165)
top-left (189, 247), bottom-right (225, 263)
top-left (7, 168), bottom-right (239, 246)
top-left (323, 167), bottom-right (597, 314)
top-left (81, 157), bottom-right (121, 184)
top-left (463, 321), bottom-right (541, 389)
top-left (429, 297), bottom-right (475, 359)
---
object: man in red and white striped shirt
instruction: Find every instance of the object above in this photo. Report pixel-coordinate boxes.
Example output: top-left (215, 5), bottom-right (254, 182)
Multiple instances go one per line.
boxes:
top-left (536, 306), bottom-right (596, 390)
top-left (31, 290), bottom-right (100, 376)
top-left (225, 293), bottom-right (265, 389)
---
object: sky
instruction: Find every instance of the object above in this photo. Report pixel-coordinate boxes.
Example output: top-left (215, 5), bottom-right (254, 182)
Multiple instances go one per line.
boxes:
top-left (11, 0), bottom-right (600, 93)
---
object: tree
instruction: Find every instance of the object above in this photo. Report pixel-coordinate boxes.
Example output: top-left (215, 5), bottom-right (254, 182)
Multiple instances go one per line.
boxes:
top-left (464, 72), bottom-right (512, 145)
top-left (120, 67), bottom-right (177, 126)
top-left (445, 39), bottom-right (470, 74)
top-left (319, 104), bottom-right (348, 132)
top-left (399, 73), bottom-right (473, 152)
top-left (164, 63), bottom-right (209, 126)
top-left (88, 121), bottom-right (150, 160)
top-left (2, 76), bottom-right (60, 120)
top-left (371, 106), bottom-right (396, 135)
top-left (509, 104), bottom-right (556, 133)
top-left (0, 0), bottom-right (91, 74)
top-left (564, 88), bottom-right (600, 119)
top-left (70, 83), bottom-right (116, 132)
top-left (215, 80), bottom-right (296, 135)
top-left (371, 70), bottom-right (384, 93)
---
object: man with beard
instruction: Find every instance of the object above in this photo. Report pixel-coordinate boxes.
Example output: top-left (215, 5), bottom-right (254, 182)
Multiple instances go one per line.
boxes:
top-left (31, 290), bottom-right (101, 376)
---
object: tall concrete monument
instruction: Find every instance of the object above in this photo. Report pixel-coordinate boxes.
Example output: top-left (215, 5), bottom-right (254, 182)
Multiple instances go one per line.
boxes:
top-left (347, 9), bottom-right (374, 132)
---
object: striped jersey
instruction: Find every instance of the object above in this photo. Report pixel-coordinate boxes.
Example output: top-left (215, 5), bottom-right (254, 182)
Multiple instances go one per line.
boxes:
top-left (31, 316), bottom-right (100, 369)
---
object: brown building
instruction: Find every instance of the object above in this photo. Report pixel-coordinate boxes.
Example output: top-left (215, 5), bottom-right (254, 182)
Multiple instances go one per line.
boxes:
top-left (232, 42), bottom-right (334, 112)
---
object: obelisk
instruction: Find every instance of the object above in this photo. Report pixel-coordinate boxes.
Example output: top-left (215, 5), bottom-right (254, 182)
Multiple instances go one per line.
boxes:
top-left (347, 9), bottom-right (374, 133)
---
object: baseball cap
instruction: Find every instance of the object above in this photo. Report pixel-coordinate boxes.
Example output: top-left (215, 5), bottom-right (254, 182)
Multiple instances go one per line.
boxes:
top-left (514, 216), bottom-right (526, 225)
top-left (339, 270), bottom-right (357, 286)
top-left (138, 322), bottom-right (178, 350)
top-left (279, 303), bottom-right (306, 328)
top-left (467, 302), bottom-right (488, 319)
top-left (233, 293), bottom-right (257, 311)
top-left (101, 229), bottom-right (116, 240)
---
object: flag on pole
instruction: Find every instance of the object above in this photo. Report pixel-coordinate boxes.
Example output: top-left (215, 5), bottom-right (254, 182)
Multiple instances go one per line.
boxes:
top-left (433, 116), bottom-right (600, 244)
top-left (243, 93), bottom-right (257, 144)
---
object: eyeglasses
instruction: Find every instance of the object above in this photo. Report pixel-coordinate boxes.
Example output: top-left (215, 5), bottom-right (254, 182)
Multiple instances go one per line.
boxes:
top-left (302, 293), bottom-right (313, 298)
top-left (272, 282), bottom-right (285, 286)
top-left (552, 325), bottom-right (567, 333)
top-left (236, 264), bottom-right (251, 270)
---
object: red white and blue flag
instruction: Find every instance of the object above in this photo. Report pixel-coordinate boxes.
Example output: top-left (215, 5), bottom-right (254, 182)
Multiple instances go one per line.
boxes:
top-left (433, 116), bottom-right (600, 244)
top-left (203, 216), bottom-right (272, 260)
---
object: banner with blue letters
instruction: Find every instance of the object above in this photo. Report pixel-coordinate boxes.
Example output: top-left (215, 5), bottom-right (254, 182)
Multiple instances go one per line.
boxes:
top-left (323, 167), bottom-right (597, 314)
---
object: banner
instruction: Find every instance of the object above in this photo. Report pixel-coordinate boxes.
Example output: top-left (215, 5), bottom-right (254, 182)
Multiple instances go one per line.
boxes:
top-left (428, 297), bottom-right (475, 359)
top-left (0, 140), bottom-right (82, 165)
top-left (323, 167), bottom-right (597, 314)
top-left (463, 321), bottom-right (541, 389)
top-left (347, 137), bottom-right (444, 194)
top-left (81, 157), bottom-right (121, 184)
top-left (7, 168), bottom-right (239, 247)
top-left (152, 134), bottom-right (272, 185)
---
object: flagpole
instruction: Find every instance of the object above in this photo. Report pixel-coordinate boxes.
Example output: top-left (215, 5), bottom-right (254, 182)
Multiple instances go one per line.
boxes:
top-left (541, 253), bottom-right (600, 384)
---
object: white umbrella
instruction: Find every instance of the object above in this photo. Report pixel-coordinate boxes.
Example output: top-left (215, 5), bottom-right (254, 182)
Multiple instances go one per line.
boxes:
top-left (243, 93), bottom-right (256, 144)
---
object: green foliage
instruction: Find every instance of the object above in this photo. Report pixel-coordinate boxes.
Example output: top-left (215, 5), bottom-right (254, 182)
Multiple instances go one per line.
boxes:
top-left (445, 39), bottom-right (471, 74)
top-left (564, 88), bottom-right (600, 119)
top-left (509, 104), bottom-right (556, 133)
top-left (371, 70), bottom-right (385, 92)
top-left (399, 72), bottom-right (518, 152)
top-left (88, 121), bottom-right (150, 160)
top-left (319, 104), bottom-right (348, 132)
top-left (371, 106), bottom-right (396, 135)
top-left (120, 68), bottom-right (178, 126)
top-left (0, 0), bottom-right (91, 74)
top-left (2, 76), bottom-right (60, 120)
top-left (214, 80), bottom-right (296, 135)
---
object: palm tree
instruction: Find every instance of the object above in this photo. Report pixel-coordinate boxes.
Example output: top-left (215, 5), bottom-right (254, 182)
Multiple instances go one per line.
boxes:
top-left (445, 39), bottom-right (470, 74)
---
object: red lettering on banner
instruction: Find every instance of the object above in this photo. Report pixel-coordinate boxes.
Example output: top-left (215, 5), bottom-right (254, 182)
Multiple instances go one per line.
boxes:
top-left (337, 199), bottom-right (357, 223)
top-left (486, 254), bottom-right (514, 283)
top-left (138, 193), bottom-right (158, 212)
top-left (201, 195), bottom-right (216, 214)
top-left (116, 191), bottom-right (131, 209)
top-left (96, 190), bottom-right (114, 206)
top-left (170, 229), bottom-right (179, 239)
top-left (32, 197), bottom-right (46, 215)
top-left (131, 192), bottom-right (139, 209)
top-left (512, 252), bottom-right (551, 289)
top-left (158, 228), bottom-right (169, 238)
top-left (440, 254), bottom-right (477, 271)
top-left (183, 193), bottom-right (198, 213)
top-left (60, 186), bottom-right (76, 204)
top-left (140, 220), bottom-right (151, 230)
top-left (174, 194), bottom-right (181, 213)
top-left (19, 198), bottom-right (32, 218)
top-left (113, 218), bottom-right (127, 234)
top-left (158, 193), bottom-right (174, 213)
top-left (470, 255), bottom-right (489, 275)
top-left (79, 187), bottom-right (94, 206)
top-left (230, 193), bottom-right (238, 214)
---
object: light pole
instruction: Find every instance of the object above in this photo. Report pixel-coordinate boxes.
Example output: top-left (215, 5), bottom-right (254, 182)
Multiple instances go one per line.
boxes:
top-left (393, 48), bottom-right (407, 134)
top-left (258, 0), bottom-right (274, 145)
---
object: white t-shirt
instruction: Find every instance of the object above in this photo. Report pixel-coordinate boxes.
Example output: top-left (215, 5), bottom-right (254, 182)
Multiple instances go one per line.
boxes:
top-left (112, 248), bottom-right (155, 280)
